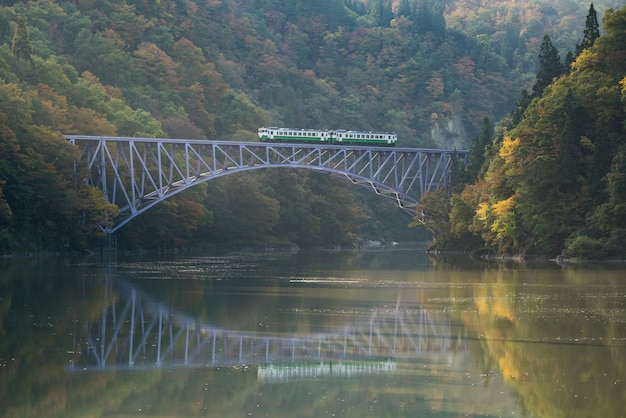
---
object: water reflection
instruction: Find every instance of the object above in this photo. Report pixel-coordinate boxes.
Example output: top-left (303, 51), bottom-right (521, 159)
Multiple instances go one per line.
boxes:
top-left (1, 251), bottom-right (625, 417)
top-left (71, 276), bottom-right (467, 373)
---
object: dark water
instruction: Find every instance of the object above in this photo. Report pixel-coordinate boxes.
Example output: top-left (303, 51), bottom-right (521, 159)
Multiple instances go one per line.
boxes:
top-left (1, 249), bottom-right (625, 417)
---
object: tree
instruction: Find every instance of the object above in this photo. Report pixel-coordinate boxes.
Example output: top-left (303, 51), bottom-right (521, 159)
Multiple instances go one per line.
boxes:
top-left (575, 4), bottom-right (601, 56)
top-left (532, 34), bottom-right (564, 98)
top-left (510, 89), bottom-right (532, 128)
top-left (409, 188), bottom-right (453, 249)
top-left (11, 16), bottom-right (32, 62)
top-left (465, 117), bottom-right (494, 182)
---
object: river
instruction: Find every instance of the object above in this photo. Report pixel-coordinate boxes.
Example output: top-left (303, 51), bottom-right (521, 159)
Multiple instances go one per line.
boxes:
top-left (1, 248), bottom-right (625, 417)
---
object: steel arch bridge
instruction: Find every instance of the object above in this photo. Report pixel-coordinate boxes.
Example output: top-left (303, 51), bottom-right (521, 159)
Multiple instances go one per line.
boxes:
top-left (67, 135), bottom-right (469, 233)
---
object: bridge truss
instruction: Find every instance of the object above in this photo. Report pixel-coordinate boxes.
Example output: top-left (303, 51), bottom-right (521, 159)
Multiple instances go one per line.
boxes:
top-left (67, 136), bottom-right (469, 233)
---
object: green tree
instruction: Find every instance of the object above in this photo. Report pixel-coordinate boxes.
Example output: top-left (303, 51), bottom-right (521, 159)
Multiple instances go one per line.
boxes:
top-left (575, 4), bottom-right (601, 56)
top-left (201, 174), bottom-right (280, 245)
top-left (11, 16), bottom-right (31, 62)
top-left (509, 89), bottom-right (532, 128)
top-left (465, 117), bottom-right (494, 183)
top-left (532, 34), bottom-right (564, 98)
top-left (262, 170), bottom-right (321, 248)
top-left (410, 188), bottom-right (453, 249)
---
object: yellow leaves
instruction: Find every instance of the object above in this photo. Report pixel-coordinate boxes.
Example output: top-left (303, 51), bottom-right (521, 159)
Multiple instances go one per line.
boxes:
top-left (474, 194), bottom-right (519, 247)
top-left (498, 136), bottom-right (520, 164)
top-left (491, 195), bottom-right (518, 240)
top-left (476, 202), bottom-right (489, 221)
top-left (476, 195), bottom-right (517, 226)
top-left (570, 48), bottom-right (599, 73)
top-left (492, 195), bottom-right (516, 218)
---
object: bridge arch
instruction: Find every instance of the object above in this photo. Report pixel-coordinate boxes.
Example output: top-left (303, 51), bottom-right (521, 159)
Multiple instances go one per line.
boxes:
top-left (67, 136), bottom-right (469, 234)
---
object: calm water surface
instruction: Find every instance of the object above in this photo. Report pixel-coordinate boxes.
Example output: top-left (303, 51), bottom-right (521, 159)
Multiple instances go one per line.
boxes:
top-left (1, 248), bottom-right (625, 417)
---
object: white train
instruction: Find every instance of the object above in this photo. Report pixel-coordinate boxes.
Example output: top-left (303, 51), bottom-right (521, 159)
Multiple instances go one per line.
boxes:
top-left (258, 127), bottom-right (397, 146)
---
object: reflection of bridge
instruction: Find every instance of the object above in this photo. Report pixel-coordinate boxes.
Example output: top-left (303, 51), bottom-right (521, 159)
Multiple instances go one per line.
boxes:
top-left (70, 280), bottom-right (467, 372)
top-left (67, 136), bottom-right (469, 233)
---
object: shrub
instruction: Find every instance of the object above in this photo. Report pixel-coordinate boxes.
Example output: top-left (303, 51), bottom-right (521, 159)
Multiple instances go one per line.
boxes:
top-left (564, 235), bottom-right (606, 259)
top-left (604, 229), bottom-right (626, 256)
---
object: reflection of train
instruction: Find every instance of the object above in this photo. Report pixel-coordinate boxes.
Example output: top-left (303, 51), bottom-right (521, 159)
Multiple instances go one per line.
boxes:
top-left (258, 127), bottom-right (397, 146)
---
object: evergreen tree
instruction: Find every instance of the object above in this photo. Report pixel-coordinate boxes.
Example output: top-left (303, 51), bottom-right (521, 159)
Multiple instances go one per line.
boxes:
top-left (397, 0), bottom-right (412, 18)
top-left (532, 35), bottom-right (564, 98)
top-left (575, 4), bottom-right (600, 56)
top-left (412, 0), bottom-right (445, 36)
top-left (369, 0), bottom-right (393, 27)
top-left (606, 144), bottom-right (626, 204)
top-left (11, 16), bottom-right (32, 62)
top-left (557, 90), bottom-right (585, 196)
top-left (447, 150), bottom-right (465, 194)
top-left (465, 117), bottom-right (493, 182)
top-left (564, 50), bottom-right (575, 72)
top-left (510, 89), bottom-right (532, 127)
top-left (369, 0), bottom-right (384, 25)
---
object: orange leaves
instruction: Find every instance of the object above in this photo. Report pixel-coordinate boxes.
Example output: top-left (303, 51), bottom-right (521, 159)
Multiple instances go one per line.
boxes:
top-left (31, 84), bottom-right (71, 132)
top-left (133, 42), bottom-right (180, 88)
top-left (425, 74), bottom-right (444, 99)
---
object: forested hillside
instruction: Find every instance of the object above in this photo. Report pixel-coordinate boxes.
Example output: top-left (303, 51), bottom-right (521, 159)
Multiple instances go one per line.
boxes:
top-left (415, 4), bottom-right (626, 258)
top-left (0, 0), bottom-right (621, 253)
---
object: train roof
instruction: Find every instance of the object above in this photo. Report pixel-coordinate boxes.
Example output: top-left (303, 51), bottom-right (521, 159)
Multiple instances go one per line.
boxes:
top-left (260, 127), bottom-right (395, 135)
top-left (336, 129), bottom-right (396, 134)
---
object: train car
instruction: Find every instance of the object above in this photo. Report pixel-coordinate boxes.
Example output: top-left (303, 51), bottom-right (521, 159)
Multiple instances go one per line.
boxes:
top-left (332, 130), bottom-right (397, 146)
top-left (258, 127), bottom-right (332, 143)
top-left (258, 127), bottom-right (397, 146)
